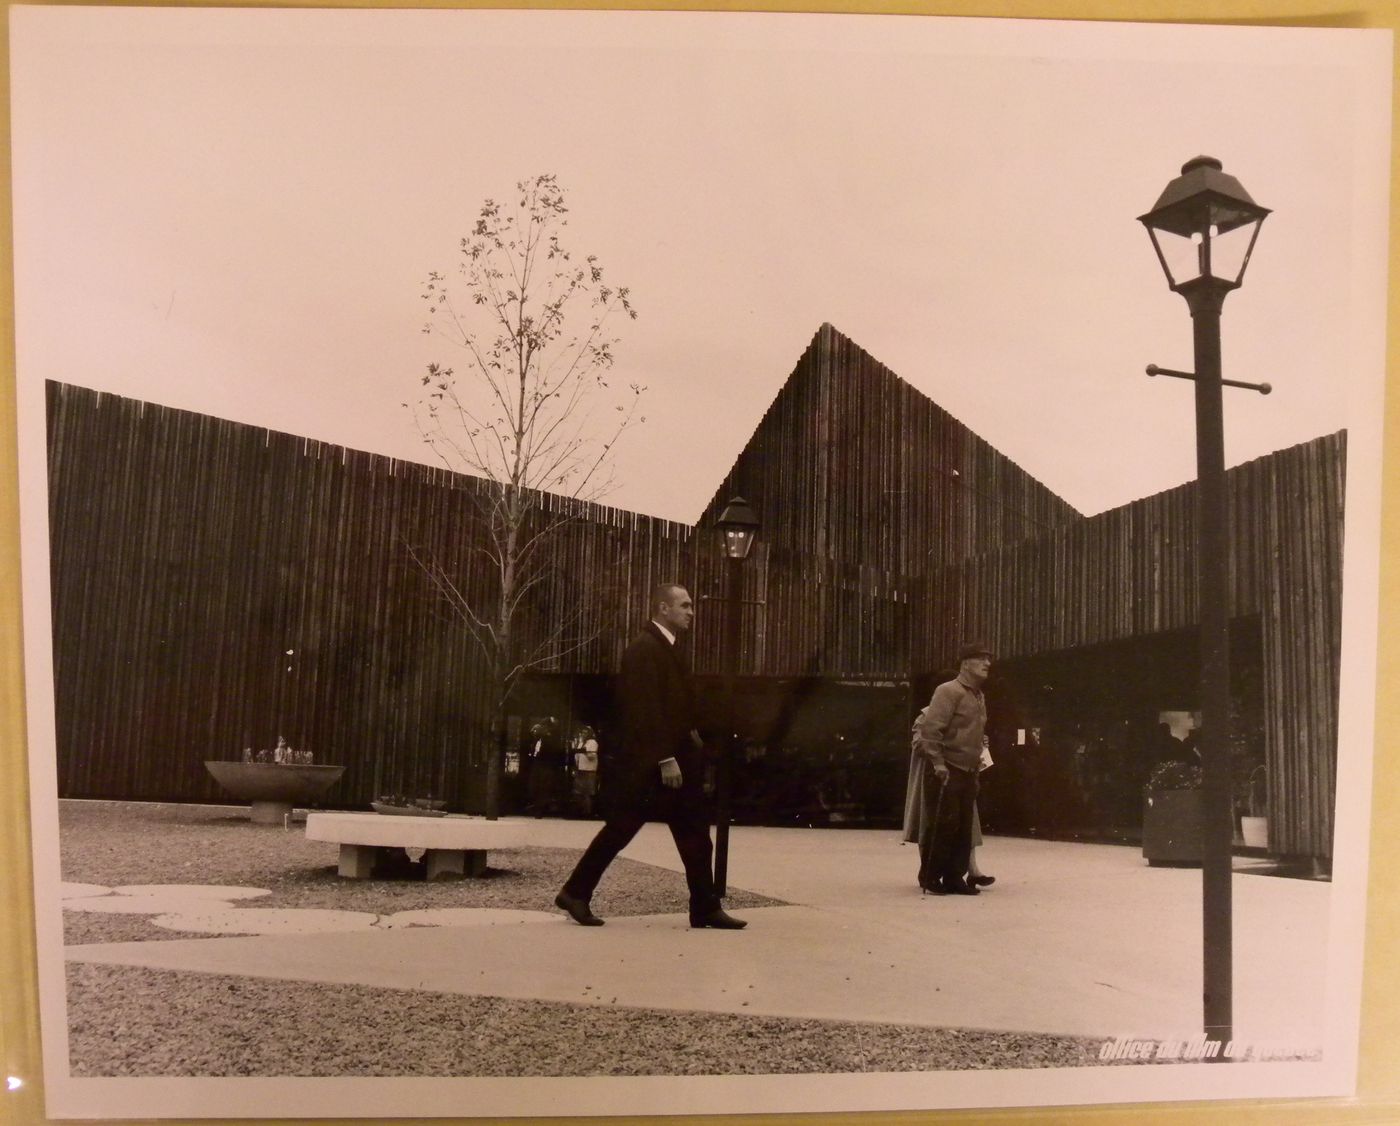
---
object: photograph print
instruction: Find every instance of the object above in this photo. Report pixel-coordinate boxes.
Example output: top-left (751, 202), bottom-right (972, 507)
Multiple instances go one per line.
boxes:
top-left (8, 6), bottom-right (1392, 1120)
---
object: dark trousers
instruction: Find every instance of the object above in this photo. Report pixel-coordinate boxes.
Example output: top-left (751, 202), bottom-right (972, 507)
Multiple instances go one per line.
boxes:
top-left (918, 765), bottom-right (979, 890)
top-left (562, 800), bottom-right (721, 916)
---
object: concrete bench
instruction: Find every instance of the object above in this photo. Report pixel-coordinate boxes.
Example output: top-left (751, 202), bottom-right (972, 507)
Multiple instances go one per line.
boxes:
top-left (305, 812), bottom-right (530, 880)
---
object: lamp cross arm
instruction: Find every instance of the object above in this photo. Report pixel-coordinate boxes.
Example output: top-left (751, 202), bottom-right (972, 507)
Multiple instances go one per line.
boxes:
top-left (1144, 364), bottom-right (1272, 395)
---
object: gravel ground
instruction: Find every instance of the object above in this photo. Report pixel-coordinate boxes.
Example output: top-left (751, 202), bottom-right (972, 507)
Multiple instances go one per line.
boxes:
top-left (60, 800), bottom-right (782, 945)
top-left (66, 963), bottom-right (1116, 1077)
top-left (59, 800), bottom-right (1135, 1076)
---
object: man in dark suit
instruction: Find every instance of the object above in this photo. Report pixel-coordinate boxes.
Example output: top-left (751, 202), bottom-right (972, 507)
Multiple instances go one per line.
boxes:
top-left (555, 583), bottom-right (746, 930)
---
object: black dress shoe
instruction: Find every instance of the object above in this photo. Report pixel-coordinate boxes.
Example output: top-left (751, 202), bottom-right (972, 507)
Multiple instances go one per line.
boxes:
top-left (555, 891), bottom-right (604, 926)
top-left (969, 875), bottom-right (996, 887)
top-left (690, 908), bottom-right (747, 929)
top-left (941, 880), bottom-right (980, 896)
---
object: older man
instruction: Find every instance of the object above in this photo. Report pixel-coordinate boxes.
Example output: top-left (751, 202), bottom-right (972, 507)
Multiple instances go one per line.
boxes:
top-left (555, 583), bottom-right (745, 930)
top-left (912, 642), bottom-right (993, 896)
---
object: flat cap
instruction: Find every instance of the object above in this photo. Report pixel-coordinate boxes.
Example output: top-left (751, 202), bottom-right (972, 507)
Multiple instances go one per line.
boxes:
top-left (958, 641), bottom-right (994, 661)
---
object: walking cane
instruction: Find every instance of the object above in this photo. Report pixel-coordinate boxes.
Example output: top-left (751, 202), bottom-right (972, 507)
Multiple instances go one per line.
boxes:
top-left (920, 762), bottom-right (947, 894)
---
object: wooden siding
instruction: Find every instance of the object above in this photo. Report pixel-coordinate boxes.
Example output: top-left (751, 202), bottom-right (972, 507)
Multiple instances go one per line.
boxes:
top-left (45, 383), bottom-right (700, 807)
top-left (907, 433), bottom-right (1345, 858)
top-left (44, 378), bottom-right (1344, 858)
top-left (699, 323), bottom-right (1081, 574)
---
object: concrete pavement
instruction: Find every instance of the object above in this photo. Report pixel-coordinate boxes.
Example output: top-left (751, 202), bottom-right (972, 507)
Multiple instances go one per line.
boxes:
top-left (65, 821), bottom-right (1329, 1049)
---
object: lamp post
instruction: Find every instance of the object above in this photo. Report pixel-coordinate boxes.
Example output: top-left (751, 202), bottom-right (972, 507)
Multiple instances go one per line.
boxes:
top-left (714, 496), bottom-right (759, 896)
top-left (1139, 156), bottom-right (1270, 1053)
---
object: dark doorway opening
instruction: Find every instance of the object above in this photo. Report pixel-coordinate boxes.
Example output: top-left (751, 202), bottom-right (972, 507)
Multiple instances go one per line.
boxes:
top-left (979, 616), bottom-right (1264, 844)
top-left (503, 673), bottom-right (916, 826)
top-left (504, 617), bottom-right (1265, 842)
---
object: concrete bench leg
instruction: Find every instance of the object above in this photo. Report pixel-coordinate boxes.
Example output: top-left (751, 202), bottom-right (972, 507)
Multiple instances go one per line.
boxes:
top-left (338, 843), bottom-right (377, 879)
top-left (425, 849), bottom-right (488, 880)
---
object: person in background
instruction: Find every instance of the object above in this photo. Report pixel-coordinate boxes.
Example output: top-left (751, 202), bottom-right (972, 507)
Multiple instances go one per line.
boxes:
top-left (1153, 721), bottom-right (1192, 767)
top-left (526, 718), bottom-right (566, 818)
top-left (910, 642), bottom-right (993, 896)
top-left (905, 708), bottom-right (996, 887)
top-left (572, 725), bottom-right (599, 817)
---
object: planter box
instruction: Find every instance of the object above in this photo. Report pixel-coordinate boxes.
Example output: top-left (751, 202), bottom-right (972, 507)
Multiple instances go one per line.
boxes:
top-left (1142, 789), bottom-right (1204, 866)
top-left (1241, 815), bottom-right (1269, 849)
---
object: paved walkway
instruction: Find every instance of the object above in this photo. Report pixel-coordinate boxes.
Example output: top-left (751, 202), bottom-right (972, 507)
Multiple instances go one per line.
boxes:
top-left (65, 821), bottom-right (1329, 1049)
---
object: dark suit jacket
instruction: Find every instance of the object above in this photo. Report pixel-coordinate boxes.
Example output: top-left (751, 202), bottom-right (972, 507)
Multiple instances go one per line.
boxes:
top-left (611, 621), bottom-right (703, 814)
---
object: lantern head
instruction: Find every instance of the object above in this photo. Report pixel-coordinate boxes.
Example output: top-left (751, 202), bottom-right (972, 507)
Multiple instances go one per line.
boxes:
top-left (1139, 156), bottom-right (1269, 296)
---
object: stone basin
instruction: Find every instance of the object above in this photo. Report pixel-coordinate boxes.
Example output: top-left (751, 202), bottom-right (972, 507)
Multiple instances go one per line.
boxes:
top-left (204, 761), bottom-right (346, 824)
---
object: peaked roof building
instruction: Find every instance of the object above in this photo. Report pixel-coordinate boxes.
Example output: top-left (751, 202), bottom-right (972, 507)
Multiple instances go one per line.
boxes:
top-left (701, 323), bottom-right (1079, 575)
top-left (43, 323), bottom-right (1345, 859)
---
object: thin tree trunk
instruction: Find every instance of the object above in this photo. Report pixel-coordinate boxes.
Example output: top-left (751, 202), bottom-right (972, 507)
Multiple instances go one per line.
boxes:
top-left (485, 714), bottom-right (504, 821)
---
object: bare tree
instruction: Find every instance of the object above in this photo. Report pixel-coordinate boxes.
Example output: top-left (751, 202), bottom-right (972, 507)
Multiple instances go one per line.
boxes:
top-left (407, 173), bottom-right (642, 817)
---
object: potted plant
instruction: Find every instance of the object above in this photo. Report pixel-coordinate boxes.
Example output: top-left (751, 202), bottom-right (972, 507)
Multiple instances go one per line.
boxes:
top-left (1240, 764), bottom-right (1269, 849)
top-left (1141, 759), bottom-right (1204, 866)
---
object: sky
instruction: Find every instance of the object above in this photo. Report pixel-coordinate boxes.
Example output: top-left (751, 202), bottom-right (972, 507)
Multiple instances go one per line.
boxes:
top-left (6, 11), bottom-right (1393, 1117)
top-left (9, 8), bottom-right (1392, 525)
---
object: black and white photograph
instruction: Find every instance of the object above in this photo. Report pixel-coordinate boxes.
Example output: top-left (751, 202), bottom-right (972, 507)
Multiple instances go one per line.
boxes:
top-left (7, 6), bottom-right (1392, 1119)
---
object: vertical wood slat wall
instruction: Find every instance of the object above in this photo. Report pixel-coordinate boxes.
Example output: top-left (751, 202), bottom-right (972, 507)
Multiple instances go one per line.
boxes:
top-left (45, 383), bottom-right (700, 808)
top-left (906, 432), bottom-right (1346, 859)
top-left (698, 323), bottom-right (1082, 579)
top-left (44, 376), bottom-right (1345, 857)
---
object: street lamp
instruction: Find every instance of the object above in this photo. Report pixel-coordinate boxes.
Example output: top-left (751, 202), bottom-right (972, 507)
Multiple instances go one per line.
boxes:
top-left (718, 497), bottom-right (760, 561)
top-left (714, 496), bottom-right (760, 895)
top-left (1139, 156), bottom-right (1270, 1054)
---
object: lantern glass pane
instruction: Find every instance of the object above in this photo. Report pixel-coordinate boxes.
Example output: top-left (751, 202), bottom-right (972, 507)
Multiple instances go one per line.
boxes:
top-left (1150, 226), bottom-right (1206, 288)
top-left (1206, 219), bottom-right (1261, 286)
top-left (723, 527), bottom-right (755, 559)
